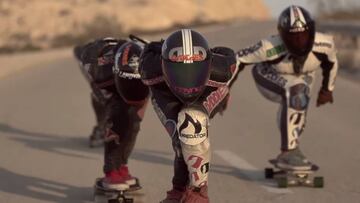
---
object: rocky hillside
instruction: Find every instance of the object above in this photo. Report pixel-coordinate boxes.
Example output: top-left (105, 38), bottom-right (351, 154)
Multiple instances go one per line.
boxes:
top-left (0, 0), bottom-right (269, 52)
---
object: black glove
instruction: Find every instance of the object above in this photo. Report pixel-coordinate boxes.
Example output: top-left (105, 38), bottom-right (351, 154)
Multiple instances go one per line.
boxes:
top-left (143, 40), bottom-right (163, 55)
top-left (139, 41), bottom-right (164, 79)
top-left (211, 46), bottom-right (236, 67)
top-left (211, 46), bottom-right (236, 58)
top-left (316, 89), bottom-right (334, 107)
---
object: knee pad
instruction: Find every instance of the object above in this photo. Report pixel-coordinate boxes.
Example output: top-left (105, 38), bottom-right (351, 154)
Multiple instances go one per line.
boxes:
top-left (177, 107), bottom-right (208, 145)
top-left (289, 84), bottom-right (310, 111)
top-left (177, 107), bottom-right (210, 187)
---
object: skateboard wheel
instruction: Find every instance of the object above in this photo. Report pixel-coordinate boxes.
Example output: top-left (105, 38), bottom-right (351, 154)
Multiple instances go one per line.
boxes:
top-left (313, 176), bottom-right (324, 188)
top-left (277, 177), bottom-right (288, 188)
top-left (265, 168), bottom-right (274, 179)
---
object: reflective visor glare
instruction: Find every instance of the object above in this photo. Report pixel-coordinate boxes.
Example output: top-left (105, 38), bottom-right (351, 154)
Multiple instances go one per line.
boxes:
top-left (163, 60), bottom-right (210, 88)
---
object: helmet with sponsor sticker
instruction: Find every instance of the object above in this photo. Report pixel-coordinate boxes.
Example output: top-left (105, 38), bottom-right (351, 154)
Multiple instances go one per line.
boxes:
top-left (161, 29), bottom-right (212, 104)
top-left (113, 41), bottom-right (149, 104)
top-left (85, 37), bottom-right (118, 84)
top-left (278, 5), bottom-right (315, 56)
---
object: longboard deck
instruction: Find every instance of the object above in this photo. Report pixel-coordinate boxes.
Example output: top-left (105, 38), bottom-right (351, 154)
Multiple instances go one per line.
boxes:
top-left (94, 178), bottom-right (145, 203)
top-left (268, 159), bottom-right (319, 173)
top-left (265, 159), bottom-right (324, 188)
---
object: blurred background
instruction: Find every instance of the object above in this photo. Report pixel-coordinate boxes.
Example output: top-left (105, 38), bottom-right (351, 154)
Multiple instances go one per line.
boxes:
top-left (0, 0), bottom-right (359, 78)
top-left (0, 1), bottom-right (359, 203)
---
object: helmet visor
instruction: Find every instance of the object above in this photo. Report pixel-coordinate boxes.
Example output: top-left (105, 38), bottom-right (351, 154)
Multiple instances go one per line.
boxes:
top-left (283, 29), bottom-right (313, 56)
top-left (162, 59), bottom-right (211, 101)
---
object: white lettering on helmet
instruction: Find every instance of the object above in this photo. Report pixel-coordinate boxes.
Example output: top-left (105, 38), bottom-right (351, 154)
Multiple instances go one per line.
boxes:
top-left (182, 29), bottom-right (193, 63)
top-left (168, 46), bottom-right (207, 62)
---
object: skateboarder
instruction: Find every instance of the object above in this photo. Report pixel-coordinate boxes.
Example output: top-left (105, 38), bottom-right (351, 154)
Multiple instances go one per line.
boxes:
top-left (236, 5), bottom-right (338, 170)
top-left (74, 38), bottom-right (149, 191)
top-left (140, 29), bottom-right (239, 202)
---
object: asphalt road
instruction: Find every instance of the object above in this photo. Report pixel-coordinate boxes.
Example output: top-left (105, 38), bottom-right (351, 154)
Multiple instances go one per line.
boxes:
top-left (0, 21), bottom-right (359, 203)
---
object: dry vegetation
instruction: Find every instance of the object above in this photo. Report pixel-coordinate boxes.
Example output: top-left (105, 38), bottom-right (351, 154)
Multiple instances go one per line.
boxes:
top-left (0, 0), bottom-right (269, 53)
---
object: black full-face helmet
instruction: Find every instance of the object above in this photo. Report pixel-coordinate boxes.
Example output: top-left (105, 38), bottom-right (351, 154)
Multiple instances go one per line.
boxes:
top-left (113, 41), bottom-right (148, 103)
top-left (278, 5), bottom-right (315, 57)
top-left (161, 29), bottom-right (212, 104)
top-left (88, 38), bottom-right (118, 84)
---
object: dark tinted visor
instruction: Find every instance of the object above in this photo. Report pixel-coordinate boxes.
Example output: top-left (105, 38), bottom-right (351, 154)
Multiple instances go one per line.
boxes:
top-left (283, 29), bottom-right (312, 56)
top-left (162, 59), bottom-right (211, 97)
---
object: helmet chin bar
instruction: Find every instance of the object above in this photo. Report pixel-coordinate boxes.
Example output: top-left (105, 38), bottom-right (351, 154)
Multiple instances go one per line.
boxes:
top-left (165, 77), bottom-right (205, 104)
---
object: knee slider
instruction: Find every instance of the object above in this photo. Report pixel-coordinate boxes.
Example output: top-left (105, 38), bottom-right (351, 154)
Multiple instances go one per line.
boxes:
top-left (177, 107), bottom-right (209, 146)
top-left (289, 84), bottom-right (310, 111)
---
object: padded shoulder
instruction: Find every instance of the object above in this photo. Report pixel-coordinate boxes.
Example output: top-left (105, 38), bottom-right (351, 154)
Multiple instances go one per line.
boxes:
top-left (312, 32), bottom-right (336, 55)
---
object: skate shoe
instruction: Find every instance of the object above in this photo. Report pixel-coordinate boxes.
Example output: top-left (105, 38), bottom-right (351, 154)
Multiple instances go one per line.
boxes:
top-left (160, 186), bottom-right (185, 203)
top-left (97, 170), bottom-right (130, 191)
top-left (89, 126), bottom-right (105, 147)
top-left (119, 165), bottom-right (141, 191)
top-left (276, 147), bottom-right (312, 171)
top-left (181, 185), bottom-right (209, 203)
